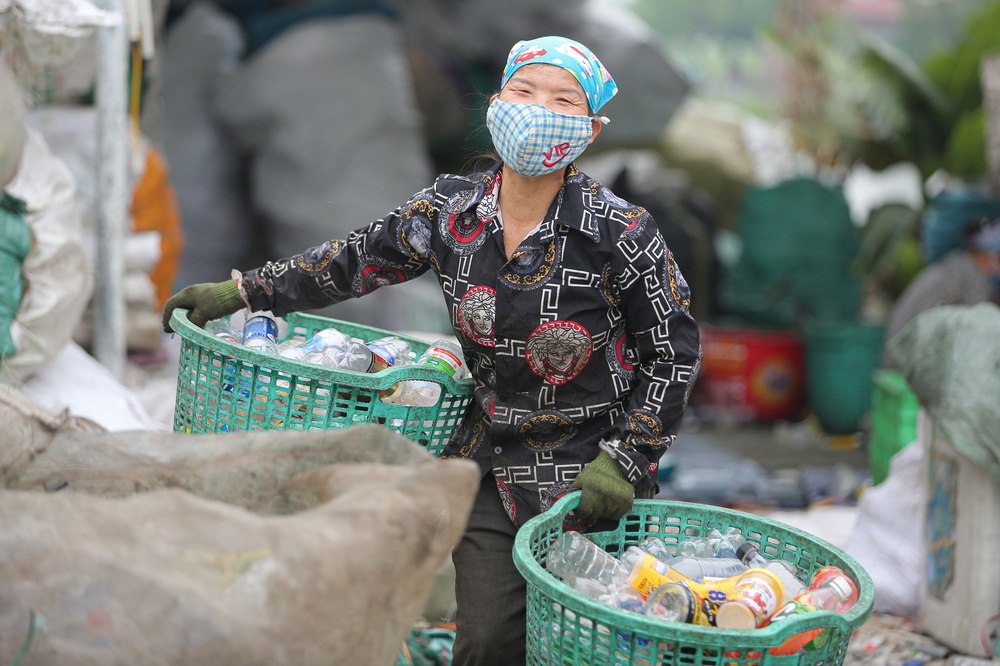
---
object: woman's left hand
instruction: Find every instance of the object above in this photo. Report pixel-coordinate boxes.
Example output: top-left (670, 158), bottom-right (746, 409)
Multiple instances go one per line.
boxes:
top-left (569, 451), bottom-right (634, 521)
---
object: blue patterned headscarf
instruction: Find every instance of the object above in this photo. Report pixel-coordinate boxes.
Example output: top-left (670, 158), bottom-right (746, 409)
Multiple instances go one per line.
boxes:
top-left (500, 36), bottom-right (618, 114)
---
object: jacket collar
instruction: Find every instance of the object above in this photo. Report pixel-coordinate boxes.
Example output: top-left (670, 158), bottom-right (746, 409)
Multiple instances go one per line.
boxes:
top-left (464, 162), bottom-right (602, 243)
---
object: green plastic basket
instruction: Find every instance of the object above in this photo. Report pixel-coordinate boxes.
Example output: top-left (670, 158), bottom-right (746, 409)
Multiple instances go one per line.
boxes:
top-left (869, 370), bottom-right (920, 486)
top-left (170, 309), bottom-right (474, 455)
top-left (513, 493), bottom-right (874, 666)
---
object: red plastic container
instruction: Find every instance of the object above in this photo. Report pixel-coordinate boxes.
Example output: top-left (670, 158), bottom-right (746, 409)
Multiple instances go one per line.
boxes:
top-left (693, 326), bottom-right (805, 422)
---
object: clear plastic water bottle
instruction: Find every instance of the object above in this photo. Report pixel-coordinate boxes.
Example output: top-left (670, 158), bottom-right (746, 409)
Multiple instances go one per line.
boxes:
top-left (545, 531), bottom-right (629, 588)
top-left (366, 336), bottom-right (413, 366)
top-left (599, 583), bottom-right (647, 614)
top-left (637, 536), bottom-right (675, 563)
top-left (736, 542), bottom-right (806, 598)
top-left (677, 527), bottom-right (745, 559)
top-left (709, 527), bottom-right (745, 559)
top-left (563, 574), bottom-right (611, 600)
top-left (382, 339), bottom-right (467, 406)
top-left (281, 327), bottom-right (351, 360)
top-left (278, 339), bottom-right (306, 358)
top-left (314, 340), bottom-right (392, 373)
top-left (206, 317), bottom-right (242, 345)
top-left (242, 310), bottom-right (279, 355)
top-left (662, 554), bottom-right (747, 582)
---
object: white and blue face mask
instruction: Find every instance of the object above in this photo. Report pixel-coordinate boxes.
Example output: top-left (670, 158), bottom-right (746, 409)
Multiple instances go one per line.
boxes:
top-left (486, 100), bottom-right (593, 177)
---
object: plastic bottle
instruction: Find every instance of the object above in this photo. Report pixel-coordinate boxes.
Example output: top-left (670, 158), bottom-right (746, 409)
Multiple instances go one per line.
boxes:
top-left (621, 547), bottom-right (741, 608)
top-left (242, 310), bottom-right (279, 355)
top-left (382, 339), bottom-right (467, 406)
top-left (637, 536), bottom-right (675, 563)
top-left (545, 531), bottom-right (629, 588)
top-left (281, 327), bottom-right (351, 360)
top-left (664, 555), bottom-right (747, 582)
top-left (807, 566), bottom-right (859, 610)
top-left (277, 339), bottom-right (305, 357)
top-left (736, 542), bottom-right (806, 598)
top-left (319, 340), bottom-right (393, 373)
top-left (708, 527), bottom-right (745, 559)
top-left (768, 566), bottom-right (860, 656)
top-left (563, 574), bottom-right (611, 601)
top-left (366, 336), bottom-right (413, 366)
top-left (677, 527), bottom-right (745, 559)
top-left (206, 318), bottom-right (241, 345)
top-left (598, 583), bottom-right (647, 614)
top-left (715, 568), bottom-right (786, 629)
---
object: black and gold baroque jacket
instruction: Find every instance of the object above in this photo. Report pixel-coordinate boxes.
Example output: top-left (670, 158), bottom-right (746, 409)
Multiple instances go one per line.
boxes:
top-left (241, 162), bottom-right (702, 527)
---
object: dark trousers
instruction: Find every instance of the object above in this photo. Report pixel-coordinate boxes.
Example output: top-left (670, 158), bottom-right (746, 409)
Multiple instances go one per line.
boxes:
top-left (451, 474), bottom-right (527, 666)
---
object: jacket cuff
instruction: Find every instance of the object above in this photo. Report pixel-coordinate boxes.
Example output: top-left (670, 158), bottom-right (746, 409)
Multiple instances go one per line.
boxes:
top-left (597, 438), bottom-right (643, 485)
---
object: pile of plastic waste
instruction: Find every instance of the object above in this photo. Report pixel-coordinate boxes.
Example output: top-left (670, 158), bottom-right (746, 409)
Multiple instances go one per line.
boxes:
top-left (206, 311), bottom-right (468, 407)
top-left (546, 530), bottom-right (860, 657)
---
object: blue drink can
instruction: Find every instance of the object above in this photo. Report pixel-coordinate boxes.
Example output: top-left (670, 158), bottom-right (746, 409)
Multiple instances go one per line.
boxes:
top-left (243, 313), bottom-right (278, 354)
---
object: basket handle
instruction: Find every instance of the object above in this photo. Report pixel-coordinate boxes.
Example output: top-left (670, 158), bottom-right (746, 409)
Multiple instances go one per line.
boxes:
top-left (550, 490), bottom-right (583, 516)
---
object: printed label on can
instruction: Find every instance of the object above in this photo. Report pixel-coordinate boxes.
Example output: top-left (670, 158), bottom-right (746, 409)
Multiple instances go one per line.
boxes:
top-left (243, 315), bottom-right (277, 345)
top-left (366, 344), bottom-right (397, 367)
top-left (627, 552), bottom-right (672, 597)
top-left (697, 585), bottom-right (729, 626)
top-left (730, 572), bottom-right (781, 624)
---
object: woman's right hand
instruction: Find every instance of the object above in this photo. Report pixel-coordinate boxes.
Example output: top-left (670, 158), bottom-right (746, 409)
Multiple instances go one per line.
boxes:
top-left (162, 279), bottom-right (245, 333)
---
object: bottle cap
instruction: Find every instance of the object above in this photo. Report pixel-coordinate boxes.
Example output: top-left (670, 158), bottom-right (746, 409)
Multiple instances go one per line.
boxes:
top-left (716, 600), bottom-right (757, 630)
top-left (736, 542), bottom-right (758, 561)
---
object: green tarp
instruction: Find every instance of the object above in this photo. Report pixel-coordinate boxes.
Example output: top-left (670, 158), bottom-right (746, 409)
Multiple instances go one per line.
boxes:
top-left (0, 192), bottom-right (30, 357)
top-left (887, 303), bottom-right (1000, 486)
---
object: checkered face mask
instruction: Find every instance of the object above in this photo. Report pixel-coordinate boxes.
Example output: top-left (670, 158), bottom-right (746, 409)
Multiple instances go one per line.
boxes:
top-left (487, 100), bottom-right (593, 177)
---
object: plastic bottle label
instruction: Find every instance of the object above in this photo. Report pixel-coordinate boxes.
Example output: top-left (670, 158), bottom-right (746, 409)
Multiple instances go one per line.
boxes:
top-left (422, 345), bottom-right (463, 377)
top-left (768, 597), bottom-right (824, 656)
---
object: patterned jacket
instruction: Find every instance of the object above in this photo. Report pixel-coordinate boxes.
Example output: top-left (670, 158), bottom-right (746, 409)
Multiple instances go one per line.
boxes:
top-left (241, 162), bottom-right (702, 527)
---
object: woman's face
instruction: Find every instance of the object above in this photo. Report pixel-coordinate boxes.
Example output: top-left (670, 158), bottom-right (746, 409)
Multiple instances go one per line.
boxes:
top-left (498, 64), bottom-right (590, 116)
top-left (494, 63), bottom-right (601, 145)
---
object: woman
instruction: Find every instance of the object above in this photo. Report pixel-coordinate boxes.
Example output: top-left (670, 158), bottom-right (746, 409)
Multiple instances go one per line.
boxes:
top-left (163, 35), bottom-right (702, 664)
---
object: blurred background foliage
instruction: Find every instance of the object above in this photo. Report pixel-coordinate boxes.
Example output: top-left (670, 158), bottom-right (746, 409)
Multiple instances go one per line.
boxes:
top-left (628, 0), bottom-right (998, 180)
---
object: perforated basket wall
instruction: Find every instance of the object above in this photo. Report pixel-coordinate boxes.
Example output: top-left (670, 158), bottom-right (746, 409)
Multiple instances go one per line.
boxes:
top-left (170, 310), bottom-right (473, 456)
top-left (513, 494), bottom-right (874, 666)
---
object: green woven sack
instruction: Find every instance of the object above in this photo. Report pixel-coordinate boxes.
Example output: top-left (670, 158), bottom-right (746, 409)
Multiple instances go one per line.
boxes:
top-left (0, 192), bottom-right (30, 358)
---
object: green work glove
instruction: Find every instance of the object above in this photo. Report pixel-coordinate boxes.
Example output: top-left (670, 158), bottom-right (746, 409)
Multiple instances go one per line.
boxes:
top-left (162, 279), bottom-right (244, 333)
top-left (570, 450), bottom-right (634, 521)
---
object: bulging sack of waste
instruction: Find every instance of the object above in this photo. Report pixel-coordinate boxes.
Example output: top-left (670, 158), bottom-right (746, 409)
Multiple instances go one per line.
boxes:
top-left (0, 424), bottom-right (479, 666)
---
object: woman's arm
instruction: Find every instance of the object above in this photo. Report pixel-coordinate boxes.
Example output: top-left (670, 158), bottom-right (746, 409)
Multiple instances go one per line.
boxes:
top-left (605, 220), bottom-right (702, 485)
top-left (240, 186), bottom-right (439, 316)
